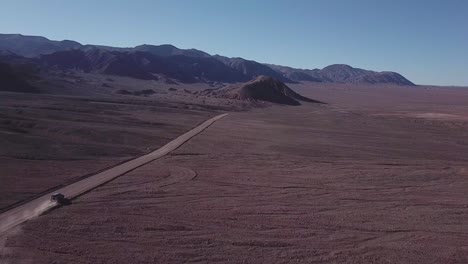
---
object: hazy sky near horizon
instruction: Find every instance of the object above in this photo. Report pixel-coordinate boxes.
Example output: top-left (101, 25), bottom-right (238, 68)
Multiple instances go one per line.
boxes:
top-left (1, 0), bottom-right (467, 86)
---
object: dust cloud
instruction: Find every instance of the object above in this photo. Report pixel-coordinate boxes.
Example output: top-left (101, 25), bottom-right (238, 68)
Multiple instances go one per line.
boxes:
top-left (0, 200), bottom-right (55, 236)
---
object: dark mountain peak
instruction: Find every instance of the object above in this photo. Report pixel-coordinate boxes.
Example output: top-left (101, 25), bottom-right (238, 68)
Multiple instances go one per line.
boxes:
top-left (60, 39), bottom-right (82, 48)
top-left (202, 76), bottom-right (323, 105)
top-left (322, 64), bottom-right (354, 71)
top-left (81, 44), bottom-right (130, 52)
top-left (134, 44), bottom-right (210, 58)
top-left (321, 64), bottom-right (367, 75)
top-left (1, 33), bottom-right (22, 38)
top-left (268, 63), bottom-right (414, 85)
top-left (212, 54), bottom-right (229, 62)
top-left (356, 71), bottom-right (414, 85)
top-left (146, 43), bottom-right (174, 48)
top-left (0, 33), bottom-right (83, 57)
top-left (319, 64), bottom-right (368, 82)
top-left (0, 33), bottom-right (48, 41)
top-left (322, 65), bottom-right (414, 85)
top-left (136, 43), bottom-right (176, 51)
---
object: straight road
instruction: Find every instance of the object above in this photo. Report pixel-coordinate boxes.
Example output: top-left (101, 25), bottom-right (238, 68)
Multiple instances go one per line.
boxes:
top-left (0, 113), bottom-right (228, 236)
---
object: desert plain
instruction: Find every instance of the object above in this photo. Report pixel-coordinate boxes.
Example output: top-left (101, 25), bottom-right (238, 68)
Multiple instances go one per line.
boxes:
top-left (1, 76), bottom-right (468, 264)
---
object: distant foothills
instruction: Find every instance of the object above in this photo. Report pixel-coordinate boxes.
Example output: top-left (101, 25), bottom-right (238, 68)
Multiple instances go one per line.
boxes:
top-left (0, 33), bottom-right (414, 86)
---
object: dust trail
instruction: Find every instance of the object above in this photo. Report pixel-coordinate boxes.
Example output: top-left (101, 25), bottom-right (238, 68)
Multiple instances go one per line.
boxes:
top-left (29, 200), bottom-right (55, 218)
top-left (0, 200), bottom-right (55, 236)
top-left (0, 200), bottom-right (55, 264)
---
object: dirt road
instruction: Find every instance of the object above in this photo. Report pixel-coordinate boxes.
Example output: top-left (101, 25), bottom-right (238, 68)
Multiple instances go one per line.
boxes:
top-left (0, 113), bottom-right (227, 236)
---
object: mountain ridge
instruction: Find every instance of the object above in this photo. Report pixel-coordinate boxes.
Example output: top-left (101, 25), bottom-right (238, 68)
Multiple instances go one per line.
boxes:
top-left (0, 33), bottom-right (415, 86)
top-left (267, 63), bottom-right (414, 85)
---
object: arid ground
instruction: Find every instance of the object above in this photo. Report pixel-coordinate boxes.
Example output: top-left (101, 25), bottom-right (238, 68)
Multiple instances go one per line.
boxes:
top-left (0, 74), bottom-right (235, 211)
top-left (1, 81), bottom-right (468, 263)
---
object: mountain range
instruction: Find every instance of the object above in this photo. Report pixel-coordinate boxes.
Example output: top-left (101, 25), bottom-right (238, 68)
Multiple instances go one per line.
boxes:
top-left (0, 33), bottom-right (415, 86)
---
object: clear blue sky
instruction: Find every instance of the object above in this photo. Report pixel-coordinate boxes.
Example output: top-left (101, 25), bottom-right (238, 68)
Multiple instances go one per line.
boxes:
top-left (1, 0), bottom-right (467, 86)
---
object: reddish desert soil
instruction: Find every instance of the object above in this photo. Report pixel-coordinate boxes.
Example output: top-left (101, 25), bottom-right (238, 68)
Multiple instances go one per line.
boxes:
top-left (1, 83), bottom-right (468, 263)
top-left (0, 114), bottom-right (227, 237)
top-left (0, 90), bottom-right (221, 210)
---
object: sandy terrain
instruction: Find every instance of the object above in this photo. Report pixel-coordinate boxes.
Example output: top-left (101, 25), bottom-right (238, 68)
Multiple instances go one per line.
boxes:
top-left (0, 89), bottom-right (223, 210)
top-left (291, 82), bottom-right (468, 114)
top-left (0, 114), bottom-right (226, 236)
top-left (1, 83), bottom-right (468, 263)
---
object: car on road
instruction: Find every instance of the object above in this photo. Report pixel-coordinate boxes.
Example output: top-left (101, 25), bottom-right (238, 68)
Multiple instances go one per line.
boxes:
top-left (50, 193), bottom-right (66, 204)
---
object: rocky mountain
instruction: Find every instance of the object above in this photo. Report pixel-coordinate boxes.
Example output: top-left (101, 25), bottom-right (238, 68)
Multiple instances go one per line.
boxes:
top-left (80, 44), bottom-right (212, 58)
top-left (39, 49), bottom-right (156, 80)
top-left (266, 64), bottom-right (322, 82)
top-left (0, 34), bottom-right (81, 57)
top-left (201, 76), bottom-right (323, 105)
top-left (213, 55), bottom-right (291, 83)
top-left (0, 33), bottom-right (415, 86)
top-left (134, 44), bottom-right (211, 58)
top-left (38, 48), bottom-right (249, 83)
top-left (268, 63), bottom-right (414, 85)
